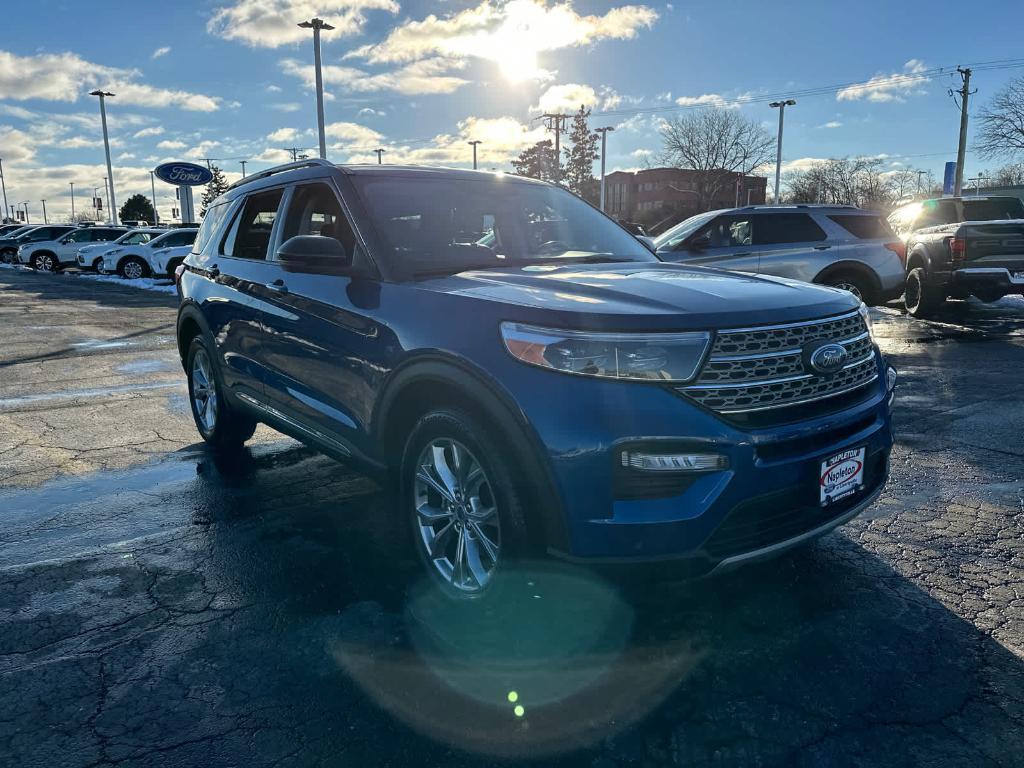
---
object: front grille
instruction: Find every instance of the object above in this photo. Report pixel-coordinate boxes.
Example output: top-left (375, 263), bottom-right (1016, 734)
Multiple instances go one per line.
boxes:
top-left (679, 311), bottom-right (878, 414)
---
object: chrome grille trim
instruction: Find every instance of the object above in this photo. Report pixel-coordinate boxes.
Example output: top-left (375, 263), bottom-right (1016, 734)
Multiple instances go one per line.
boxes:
top-left (679, 312), bottom-right (878, 414)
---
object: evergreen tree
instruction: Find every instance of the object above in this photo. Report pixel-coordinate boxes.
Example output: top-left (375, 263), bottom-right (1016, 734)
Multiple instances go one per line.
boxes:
top-left (118, 194), bottom-right (155, 224)
top-left (511, 140), bottom-right (561, 183)
top-left (563, 105), bottom-right (599, 204)
top-left (200, 166), bottom-right (229, 217)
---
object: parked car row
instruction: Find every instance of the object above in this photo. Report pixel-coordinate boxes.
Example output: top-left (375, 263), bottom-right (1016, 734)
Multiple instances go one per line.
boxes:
top-left (0, 222), bottom-right (197, 278)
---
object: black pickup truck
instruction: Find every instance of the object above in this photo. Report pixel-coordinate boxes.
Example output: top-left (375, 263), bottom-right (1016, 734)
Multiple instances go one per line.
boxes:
top-left (888, 196), bottom-right (1024, 316)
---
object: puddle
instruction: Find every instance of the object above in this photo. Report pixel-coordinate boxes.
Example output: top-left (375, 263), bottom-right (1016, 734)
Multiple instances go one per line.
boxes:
top-left (0, 381), bottom-right (183, 410)
top-left (72, 339), bottom-right (133, 350)
top-left (116, 359), bottom-right (175, 375)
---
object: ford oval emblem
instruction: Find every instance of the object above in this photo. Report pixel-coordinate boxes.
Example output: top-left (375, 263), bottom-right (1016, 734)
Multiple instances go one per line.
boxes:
top-left (809, 342), bottom-right (848, 375)
top-left (153, 162), bottom-right (214, 187)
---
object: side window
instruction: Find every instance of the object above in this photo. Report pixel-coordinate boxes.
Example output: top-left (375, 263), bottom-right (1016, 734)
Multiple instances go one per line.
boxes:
top-left (754, 213), bottom-right (827, 245)
top-left (221, 190), bottom-right (283, 260)
top-left (699, 216), bottom-right (753, 248)
top-left (161, 231), bottom-right (197, 248)
top-left (194, 201), bottom-right (231, 254)
top-left (64, 230), bottom-right (92, 243)
top-left (279, 183), bottom-right (356, 259)
top-left (94, 229), bottom-right (122, 242)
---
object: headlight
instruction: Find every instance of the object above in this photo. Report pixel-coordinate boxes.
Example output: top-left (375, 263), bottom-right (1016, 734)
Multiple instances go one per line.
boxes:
top-left (858, 302), bottom-right (874, 340)
top-left (500, 322), bottom-right (711, 382)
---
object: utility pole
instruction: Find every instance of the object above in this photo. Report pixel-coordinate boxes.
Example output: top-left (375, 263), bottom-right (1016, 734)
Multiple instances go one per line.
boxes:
top-left (769, 99), bottom-right (796, 205)
top-left (283, 147), bottom-right (302, 162)
top-left (240, 160), bottom-right (248, 178)
top-left (41, 199), bottom-right (47, 224)
top-left (953, 67), bottom-right (973, 197)
top-left (540, 113), bottom-right (570, 184)
top-left (373, 148), bottom-right (385, 164)
top-left (298, 17), bottom-right (334, 160)
top-left (0, 158), bottom-right (8, 223)
top-left (595, 126), bottom-right (614, 211)
top-left (468, 139), bottom-right (481, 170)
top-left (69, 182), bottom-right (75, 221)
top-left (149, 171), bottom-right (159, 225)
top-left (916, 170), bottom-right (928, 196)
top-left (89, 90), bottom-right (118, 224)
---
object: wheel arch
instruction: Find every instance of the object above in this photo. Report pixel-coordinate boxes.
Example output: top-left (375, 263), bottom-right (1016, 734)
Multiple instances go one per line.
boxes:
top-left (374, 354), bottom-right (569, 552)
top-left (905, 246), bottom-right (929, 272)
top-left (176, 302), bottom-right (211, 372)
top-left (117, 253), bottom-right (149, 276)
top-left (812, 259), bottom-right (882, 299)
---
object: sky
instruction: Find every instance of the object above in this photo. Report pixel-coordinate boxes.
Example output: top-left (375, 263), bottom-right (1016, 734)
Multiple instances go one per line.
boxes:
top-left (2, 0), bottom-right (1024, 223)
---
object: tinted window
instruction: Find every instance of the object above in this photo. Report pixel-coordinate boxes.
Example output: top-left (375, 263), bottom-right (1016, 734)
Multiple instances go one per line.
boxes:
top-left (353, 177), bottom-right (653, 276)
top-left (655, 211), bottom-right (719, 251)
top-left (698, 215), bottom-right (753, 247)
top-left (222, 190), bottom-right (283, 260)
top-left (63, 230), bottom-right (94, 243)
top-left (918, 200), bottom-right (958, 228)
top-left (280, 183), bottom-right (356, 260)
top-left (962, 198), bottom-right (1024, 221)
top-left (194, 202), bottom-right (231, 254)
top-left (93, 229), bottom-right (125, 241)
top-left (828, 214), bottom-right (896, 240)
top-left (158, 230), bottom-right (198, 248)
top-left (120, 232), bottom-right (153, 245)
top-left (754, 213), bottom-right (826, 244)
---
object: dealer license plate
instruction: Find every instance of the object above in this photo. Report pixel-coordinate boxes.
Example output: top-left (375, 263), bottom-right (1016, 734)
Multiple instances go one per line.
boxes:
top-left (820, 447), bottom-right (866, 506)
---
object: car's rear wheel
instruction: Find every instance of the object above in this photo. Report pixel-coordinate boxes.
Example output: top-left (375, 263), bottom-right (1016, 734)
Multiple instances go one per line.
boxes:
top-left (186, 337), bottom-right (256, 450)
top-left (905, 267), bottom-right (945, 317)
top-left (119, 256), bottom-right (149, 280)
top-left (401, 409), bottom-right (530, 599)
top-left (0, 249), bottom-right (13, 264)
top-left (820, 270), bottom-right (876, 305)
top-left (33, 252), bottom-right (58, 272)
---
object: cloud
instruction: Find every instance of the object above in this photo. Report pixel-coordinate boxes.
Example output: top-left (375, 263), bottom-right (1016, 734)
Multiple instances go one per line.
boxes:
top-left (207, 0), bottom-right (399, 48)
top-left (117, 152), bottom-right (137, 160)
top-left (267, 127), bottom-right (300, 142)
top-left (0, 50), bottom-right (221, 112)
top-left (184, 140), bottom-right (223, 160)
top-left (533, 83), bottom-right (598, 113)
top-left (151, 46), bottom-right (171, 59)
top-left (673, 92), bottom-right (750, 109)
top-left (269, 102), bottom-right (302, 112)
top-left (348, 0), bottom-right (658, 81)
top-left (157, 140), bottom-right (186, 150)
top-left (358, 107), bottom-right (386, 117)
top-left (266, 84), bottom-right (282, 93)
top-left (819, 121), bottom-right (843, 129)
top-left (836, 59), bottom-right (929, 103)
top-left (325, 121), bottom-right (383, 146)
top-left (133, 126), bottom-right (165, 138)
top-left (280, 57), bottom-right (470, 96)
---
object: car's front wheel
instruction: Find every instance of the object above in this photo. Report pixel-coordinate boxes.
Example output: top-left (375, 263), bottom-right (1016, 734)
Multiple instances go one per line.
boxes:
top-left (186, 337), bottom-right (256, 450)
top-left (33, 253), bottom-right (59, 272)
top-left (821, 270), bottom-right (876, 305)
top-left (0, 249), bottom-right (13, 264)
top-left (118, 256), bottom-right (149, 280)
top-left (401, 409), bottom-right (530, 599)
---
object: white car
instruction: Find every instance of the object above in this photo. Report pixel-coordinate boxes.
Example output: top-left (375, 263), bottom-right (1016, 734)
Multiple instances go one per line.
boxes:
top-left (77, 228), bottom-right (164, 271)
top-left (99, 228), bottom-right (198, 279)
top-left (149, 244), bottom-right (194, 277)
top-left (19, 226), bottom-right (128, 271)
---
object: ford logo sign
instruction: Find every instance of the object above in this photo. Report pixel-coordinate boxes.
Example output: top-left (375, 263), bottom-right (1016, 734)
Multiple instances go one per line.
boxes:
top-left (808, 342), bottom-right (848, 375)
top-left (153, 162), bottom-right (214, 186)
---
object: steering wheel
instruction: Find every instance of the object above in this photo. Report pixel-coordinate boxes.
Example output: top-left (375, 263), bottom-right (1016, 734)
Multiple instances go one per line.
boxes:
top-left (537, 240), bottom-right (571, 255)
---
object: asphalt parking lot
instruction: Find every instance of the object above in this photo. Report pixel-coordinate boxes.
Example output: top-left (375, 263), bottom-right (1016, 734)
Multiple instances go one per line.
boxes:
top-left (2, 267), bottom-right (1024, 768)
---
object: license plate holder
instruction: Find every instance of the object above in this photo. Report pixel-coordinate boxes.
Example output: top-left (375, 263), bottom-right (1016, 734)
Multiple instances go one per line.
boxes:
top-left (820, 447), bottom-right (866, 507)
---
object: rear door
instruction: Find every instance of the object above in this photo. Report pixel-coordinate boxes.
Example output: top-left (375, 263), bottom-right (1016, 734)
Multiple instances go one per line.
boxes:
top-left (53, 229), bottom-right (95, 262)
top-left (256, 180), bottom-right (380, 457)
top-left (668, 213), bottom-right (761, 272)
top-left (190, 190), bottom-right (285, 402)
top-left (750, 212), bottom-right (829, 279)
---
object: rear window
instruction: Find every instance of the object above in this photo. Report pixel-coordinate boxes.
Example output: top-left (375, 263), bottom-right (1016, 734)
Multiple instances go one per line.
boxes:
top-left (961, 198), bottom-right (1024, 222)
top-left (828, 214), bottom-right (896, 240)
top-left (754, 213), bottom-right (826, 245)
top-left (194, 201), bottom-right (231, 254)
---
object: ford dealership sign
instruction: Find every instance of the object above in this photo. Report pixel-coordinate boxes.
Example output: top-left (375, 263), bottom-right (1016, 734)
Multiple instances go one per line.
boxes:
top-left (154, 162), bottom-right (214, 186)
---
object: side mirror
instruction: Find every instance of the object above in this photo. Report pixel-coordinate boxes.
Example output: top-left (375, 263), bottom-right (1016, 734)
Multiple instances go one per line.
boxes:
top-left (277, 235), bottom-right (351, 274)
top-left (636, 235), bottom-right (656, 252)
top-left (688, 233), bottom-right (712, 251)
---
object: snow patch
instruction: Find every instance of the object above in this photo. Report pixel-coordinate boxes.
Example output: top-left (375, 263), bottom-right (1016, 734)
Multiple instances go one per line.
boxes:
top-left (72, 271), bottom-right (178, 296)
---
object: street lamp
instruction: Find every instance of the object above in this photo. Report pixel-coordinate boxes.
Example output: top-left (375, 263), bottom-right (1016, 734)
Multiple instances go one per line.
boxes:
top-left (89, 90), bottom-right (118, 224)
top-left (468, 140), bottom-right (481, 170)
top-left (373, 148), bottom-right (385, 164)
top-left (298, 18), bottom-right (334, 160)
top-left (769, 99), bottom-right (796, 205)
top-left (149, 171), bottom-right (159, 225)
top-left (595, 126), bottom-right (615, 212)
top-left (240, 160), bottom-right (248, 178)
top-left (21, 201), bottom-right (30, 225)
top-left (69, 182), bottom-right (75, 221)
top-left (41, 199), bottom-right (48, 224)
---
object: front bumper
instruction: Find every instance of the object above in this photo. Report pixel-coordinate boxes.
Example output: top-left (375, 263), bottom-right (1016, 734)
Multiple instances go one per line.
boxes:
top-left (515, 352), bottom-right (893, 569)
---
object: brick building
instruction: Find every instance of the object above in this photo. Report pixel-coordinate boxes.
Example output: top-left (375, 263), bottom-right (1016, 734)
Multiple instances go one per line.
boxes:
top-left (605, 167), bottom-right (768, 233)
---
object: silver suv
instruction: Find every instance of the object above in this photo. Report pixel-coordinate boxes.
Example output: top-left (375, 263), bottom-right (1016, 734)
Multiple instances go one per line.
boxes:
top-left (653, 205), bottom-right (906, 305)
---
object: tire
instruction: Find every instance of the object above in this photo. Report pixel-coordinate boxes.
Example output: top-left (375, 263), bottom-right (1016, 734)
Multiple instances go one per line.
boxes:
top-left (166, 258), bottom-right (184, 278)
top-left (904, 267), bottom-right (945, 317)
top-left (185, 337), bottom-right (257, 451)
top-left (91, 257), bottom-right (104, 272)
top-left (401, 408), bottom-right (532, 599)
top-left (118, 256), bottom-right (149, 280)
top-left (820, 270), bottom-right (877, 305)
top-left (33, 252), bottom-right (58, 272)
top-left (0, 249), bottom-right (12, 264)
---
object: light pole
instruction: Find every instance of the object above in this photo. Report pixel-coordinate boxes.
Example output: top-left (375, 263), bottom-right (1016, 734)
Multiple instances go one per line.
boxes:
top-left (769, 99), bottom-right (795, 205)
top-left (468, 140), bottom-right (481, 170)
top-left (373, 148), bottom-right (385, 164)
top-left (0, 158), bottom-right (8, 223)
top-left (103, 177), bottom-right (111, 221)
top-left (21, 202), bottom-right (30, 225)
top-left (595, 126), bottom-right (615, 212)
top-left (916, 170), bottom-right (928, 197)
top-left (240, 160), bottom-right (248, 178)
top-left (298, 18), bottom-right (334, 160)
top-left (149, 171), bottom-right (159, 225)
top-left (89, 90), bottom-right (118, 224)
top-left (93, 186), bottom-right (101, 220)
top-left (69, 182), bottom-right (75, 221)
top-left (41, 199), bottom-right (48, 224)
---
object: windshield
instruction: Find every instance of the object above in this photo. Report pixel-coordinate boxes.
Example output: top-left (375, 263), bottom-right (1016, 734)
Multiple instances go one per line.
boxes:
top-left (353, 176), bottom-right (655, 276)
top-left (653, 210), bottom-right (720, 250)
top-left (962, 198), bottom-right (1024, 221)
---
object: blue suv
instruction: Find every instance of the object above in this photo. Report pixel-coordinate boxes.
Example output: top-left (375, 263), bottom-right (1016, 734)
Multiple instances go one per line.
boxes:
top-left (176, 160), bottom-right (896, 597)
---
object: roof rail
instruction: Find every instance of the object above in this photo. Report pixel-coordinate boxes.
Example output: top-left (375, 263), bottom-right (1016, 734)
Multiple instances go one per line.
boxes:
top-left (225, 158), bottom-right (334, 192)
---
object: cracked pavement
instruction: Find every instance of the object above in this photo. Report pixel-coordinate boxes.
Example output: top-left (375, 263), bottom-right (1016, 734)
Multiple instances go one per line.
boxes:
top-left (1, 268), bottom-right (1023, 767)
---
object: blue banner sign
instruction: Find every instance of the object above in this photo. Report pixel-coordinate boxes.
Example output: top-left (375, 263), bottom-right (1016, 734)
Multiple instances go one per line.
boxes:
top-left (942, 162), bottom-right (956, 196)
top-left (154, 162), bottom-right (214, 186)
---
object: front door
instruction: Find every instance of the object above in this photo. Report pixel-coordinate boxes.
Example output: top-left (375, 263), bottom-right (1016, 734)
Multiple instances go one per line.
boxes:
top-left (673, 214), bottom-right (761, 273)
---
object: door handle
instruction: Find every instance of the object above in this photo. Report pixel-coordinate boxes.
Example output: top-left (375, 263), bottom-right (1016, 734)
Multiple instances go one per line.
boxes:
top-left (208, 264), bottom-right (220, 278)
top-left (267, 279), bottom-right (288, 294)
top-left (814, 245), bottom-right (831, 251)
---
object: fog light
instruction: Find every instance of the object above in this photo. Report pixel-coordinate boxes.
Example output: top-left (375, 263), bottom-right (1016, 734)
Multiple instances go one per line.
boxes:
top-left (620, 451), bottom-right (728, 472)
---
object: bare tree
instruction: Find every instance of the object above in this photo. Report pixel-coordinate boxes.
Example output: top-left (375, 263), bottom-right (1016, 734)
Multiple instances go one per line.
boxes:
top-left (657, 109), bottom-right (774, 210)
top-left (785, 157), bottom-right (917, 211)
top-left (987, 161), bottom-right (1024, 186)
top-left (976, 77), bottom-right (1024, 159)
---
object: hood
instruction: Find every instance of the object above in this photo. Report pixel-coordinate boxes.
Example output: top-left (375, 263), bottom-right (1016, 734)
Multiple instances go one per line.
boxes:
top-left (428, 262), bottom-right (859, 330)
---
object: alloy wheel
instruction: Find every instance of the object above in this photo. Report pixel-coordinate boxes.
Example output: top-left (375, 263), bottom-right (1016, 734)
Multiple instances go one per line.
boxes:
top-left (413, 438), bottom-right (501, 595)
top-left (123, 260), bottom-right (144, 280)
top-left (190, 349), bottom-right (218, 434)
top-left (39, 254), bottom-right (56, 272)
top-left (832, 280), bottom-right (863, 301)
